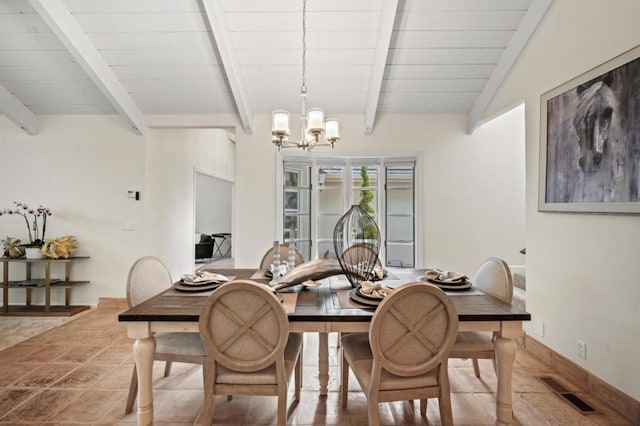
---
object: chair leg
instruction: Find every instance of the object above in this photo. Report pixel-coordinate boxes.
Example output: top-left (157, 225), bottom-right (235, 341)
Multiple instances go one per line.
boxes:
top-left (294, 351), bottom-right (302, 402)
top-left (202, 363), bottom-right (215, 426)
top-left (438, 367), bottom-right (454, 426)
top-left (341, 351), bottom-right (349, 407)
top-left (164, 360), bottom-right (173, 377)
top-left (277, 390), bottom-right (287, 426)
top-left (420, 399), bottom-right (428, 416)
top-left (472, 358), bottom-right (481, 378)
top-left (367, 398), bottom-right (380, 426)
top-left (125, 365), bottom-right (138, 414)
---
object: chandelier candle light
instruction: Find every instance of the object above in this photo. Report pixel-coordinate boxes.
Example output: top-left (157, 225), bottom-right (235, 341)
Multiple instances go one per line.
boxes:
top-left (272, 0), bottom-right (340, 151)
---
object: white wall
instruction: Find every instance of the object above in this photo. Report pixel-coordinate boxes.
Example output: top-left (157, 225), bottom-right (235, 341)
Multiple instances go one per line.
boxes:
top-left (0, 119), bottom-right (235, 305)
top-left (486, 0), bottom-right (640, 399)
top-left (195, 171), bottom-right (233, 235)
top-left (145, 128), bottom-right (235, 278)
top-left (234, 107), bottom-right (526, 279)
top-left (0, 115), bottom-right (145, 305)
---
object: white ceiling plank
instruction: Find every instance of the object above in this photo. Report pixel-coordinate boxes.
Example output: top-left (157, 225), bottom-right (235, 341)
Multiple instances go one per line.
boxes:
top-left (364, 0), bottom-right (399, 134)
top-left (200, 0), bottom-right (254, 134)
top-left (381, 78), bottom-right (487, 93)
top-left (0, 33), bottom-right (65, 50)
top-left (232, 31), bottom-right (378, 49)
top-left (112, 64), bottom-right (227, 81)
top-left (221, 0), bottom-right (382, 12)
top-left (88, 32), bottom-right (214, 51)
top-left (401, 0), bottom-right (532, 11)
top-left (379, 104), bottom-right (470, 113)
top-left (29, 104), bottom-right (114, 114)
top-left (226, 11), bottom-right (381, 32)
top-left (468, 0), bottom-right (553, 133)
top-left (380, 91), bottom-right (478, 104)
top-left (0, 64), bottom-right (90, 81)
top-left (387, 48), bottom-right (504, 65)
top-left (99, 48), bottom-right (221, 67)
top-left (0, 83), bottom-right (37, 134)
top-left (0, 13), bottom-right (51, 33)
top-left (73, 13), bottom-right (208, 33)
top-left (63, 0), bottom-right (202, 14)
top-left (0, 1), bottom-right (36, 13)
top-left (385, 64), bottom-right (495, 79)
top-left (235, 48), bottom-right (374, 65)
top-left (395, 11), bottom-right (527, 31)
top-left (392, 30), bottom-right (514, 49)
top-left (28, 0), bottom-right (145, 134)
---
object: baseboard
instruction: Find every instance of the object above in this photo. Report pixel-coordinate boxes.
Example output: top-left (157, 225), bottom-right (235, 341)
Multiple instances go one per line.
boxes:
top-left (526, 335), bottom-right (639, 424)
top-left (98, 297), bottom-right (128, 310)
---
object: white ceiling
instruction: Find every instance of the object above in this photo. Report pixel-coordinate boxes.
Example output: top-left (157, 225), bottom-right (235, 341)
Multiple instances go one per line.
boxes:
top-left (0, 0), bottom-right (552, 135)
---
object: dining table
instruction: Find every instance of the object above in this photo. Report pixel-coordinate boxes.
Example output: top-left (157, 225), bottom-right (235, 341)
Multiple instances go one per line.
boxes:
top-left (118, 267), bottom-right (531, 426)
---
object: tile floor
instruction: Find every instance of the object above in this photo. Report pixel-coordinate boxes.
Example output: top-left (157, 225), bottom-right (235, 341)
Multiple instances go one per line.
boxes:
top-left (0, 307), bottom-right (633, 425)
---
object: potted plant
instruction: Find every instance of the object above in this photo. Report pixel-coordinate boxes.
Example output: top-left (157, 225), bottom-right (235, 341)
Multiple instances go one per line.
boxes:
top-left (0, 202), bottom-right (52, 259)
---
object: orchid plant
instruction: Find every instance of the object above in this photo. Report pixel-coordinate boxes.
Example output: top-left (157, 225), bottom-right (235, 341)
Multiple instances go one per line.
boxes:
top-left (0, 202), bottom-right (52, 246)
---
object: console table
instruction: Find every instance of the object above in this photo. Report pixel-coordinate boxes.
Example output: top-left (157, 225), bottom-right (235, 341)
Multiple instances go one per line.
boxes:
top-left (1, 256), bottom-right (90, 316)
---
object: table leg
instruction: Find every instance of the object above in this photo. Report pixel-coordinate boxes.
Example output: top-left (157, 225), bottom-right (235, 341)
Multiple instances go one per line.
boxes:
top-left (319, 332), bottom-right (329, 396)
top-left (494, 335), bottom-right (517, 425)
top-left (133, 336), bottom-right (156, 426)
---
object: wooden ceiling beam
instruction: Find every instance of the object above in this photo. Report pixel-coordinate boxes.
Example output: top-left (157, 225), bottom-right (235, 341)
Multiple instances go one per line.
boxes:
top-left (28, 0), bottom-right (145, 135)
top-left (468, 0), bottom-right (554, 133)
top-left (200, 0), bottom-right (254, 135)
top-left (364, 0), bottom-right (400, 135)
top-left (0, 84), bottom-right (37, 135)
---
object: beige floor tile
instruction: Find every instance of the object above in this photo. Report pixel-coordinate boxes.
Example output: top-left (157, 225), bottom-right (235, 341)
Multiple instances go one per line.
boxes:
top-left (0, 307), bottom-right (632, 426)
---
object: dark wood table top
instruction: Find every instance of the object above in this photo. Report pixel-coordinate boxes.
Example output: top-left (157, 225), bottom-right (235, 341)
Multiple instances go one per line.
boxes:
top-left (118, 268), bottom-right (531, 323)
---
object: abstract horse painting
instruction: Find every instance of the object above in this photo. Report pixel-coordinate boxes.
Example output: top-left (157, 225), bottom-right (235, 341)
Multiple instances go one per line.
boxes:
top-left (542, 49), bottom-right (640, 210)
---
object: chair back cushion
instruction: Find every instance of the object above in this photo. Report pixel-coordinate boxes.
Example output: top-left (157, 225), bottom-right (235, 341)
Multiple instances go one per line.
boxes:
top-left (369, 282), bottom-right (458, 377)
top-left (126, 256), bottom-right (173, 307)
top-left (473, 257), bottom-right (513, 304)
top-left (259, 245), bottom-right (304, 269)
top-left (199, 280), bottom-right (288, 372)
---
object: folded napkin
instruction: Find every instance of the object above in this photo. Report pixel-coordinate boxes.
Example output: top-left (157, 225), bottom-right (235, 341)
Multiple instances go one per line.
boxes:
top-left (182, 271), bottom-right (230, 283)
top-left (425, 269), bottom-right (467, 283)
top-left (360, 281), bottom-right (392, 299)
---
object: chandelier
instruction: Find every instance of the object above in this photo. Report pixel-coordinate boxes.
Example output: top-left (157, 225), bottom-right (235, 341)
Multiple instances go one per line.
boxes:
top-left (271, 0), bottom-right (340, 151)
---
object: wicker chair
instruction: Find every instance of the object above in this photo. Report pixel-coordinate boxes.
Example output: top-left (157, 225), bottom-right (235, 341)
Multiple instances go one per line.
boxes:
top-left (125, 256), bottom-right (206, 414)
top-left (449, 257), bottom-right (513, 378)
top-left (341, 282), bottom-right (458, 426)
top-left (199, 280), bottom-right (303, 425)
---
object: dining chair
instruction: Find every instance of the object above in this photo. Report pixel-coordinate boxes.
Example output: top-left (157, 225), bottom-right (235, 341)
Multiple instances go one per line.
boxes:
top-left (124, 256), bottom-right (206, 414)
top-left (199, 279), bottom-right (303, 426)
top-left (259, 244), bottom-right (304, 269)
top-left (341, 282), bottom-right (458, 426)
top-left (449, 257), bottom-right (513, 378)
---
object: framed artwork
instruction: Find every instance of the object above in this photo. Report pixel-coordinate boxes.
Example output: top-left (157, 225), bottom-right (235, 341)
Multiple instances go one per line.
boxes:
top-left (539, 45), bottom-right (640, 213)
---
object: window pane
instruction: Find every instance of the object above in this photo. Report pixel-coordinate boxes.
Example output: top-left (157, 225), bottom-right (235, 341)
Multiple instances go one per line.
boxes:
top-left (318, 241), bottom-right (336, 258)
top-left (319, 189), bottom-right (343, 214)
top-left (386, 243), bottom-right (414, 268)
top-left (319, 166), bottom-right (343, 189)
top-left (386, 165), bottom-right (415, 267)
top-left (387, 216), bottom-right (414, 241)
top-left (296, 240), bottom-right (311, 262)
top-left (386, 188), bottom-right (413, 214)
top-left (318, 214), bottom-right (340, 239)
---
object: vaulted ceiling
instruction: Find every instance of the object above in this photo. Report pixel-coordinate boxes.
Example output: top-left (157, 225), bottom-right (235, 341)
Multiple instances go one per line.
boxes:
top-left (0, 0), bottom-right (552, 136)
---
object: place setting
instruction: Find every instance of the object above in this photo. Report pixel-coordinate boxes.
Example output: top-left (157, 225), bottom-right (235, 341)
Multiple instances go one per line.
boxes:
top-left (348, 280), bottom-right (395, 307)
top-left (173, 271), bottom-right (232, 292)
top-left (422, 269), bottom-right (473, 291)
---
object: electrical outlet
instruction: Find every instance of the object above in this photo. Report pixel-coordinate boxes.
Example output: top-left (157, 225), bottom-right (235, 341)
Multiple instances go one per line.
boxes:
top-left (577, 339), bottom-right (587, 359)
top-left (532, 319), bottom-right (545, 337)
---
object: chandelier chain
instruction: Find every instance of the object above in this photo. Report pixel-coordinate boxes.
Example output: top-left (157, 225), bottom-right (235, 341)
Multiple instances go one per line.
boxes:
top-left (301, 0), bottom-right (307, 94)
